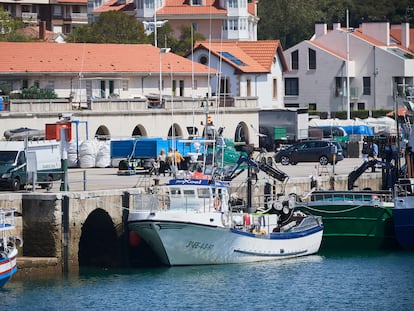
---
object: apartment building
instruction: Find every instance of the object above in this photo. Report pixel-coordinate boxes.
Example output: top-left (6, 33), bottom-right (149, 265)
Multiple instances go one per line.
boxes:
top-left (283, 21), bottom-right (414, 115)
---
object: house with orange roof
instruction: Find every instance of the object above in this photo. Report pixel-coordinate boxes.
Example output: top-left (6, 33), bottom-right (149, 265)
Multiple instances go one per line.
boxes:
top-left (0, 42), bottom-right (215, 103)
top-left (1, 0), bottom-right (88, 35)
top-left (283, 21), bottom-right (414, 116)
top-left (189, 40), bottom-right (288, 109)
top-left (131, 0), bottom-right (258, 43)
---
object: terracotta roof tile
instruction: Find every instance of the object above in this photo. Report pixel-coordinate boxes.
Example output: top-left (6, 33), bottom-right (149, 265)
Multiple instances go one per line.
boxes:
top-left (157, 0), bottom-right (227, 16)
top-left (390, 27), bottom-right (414, 53)
top-left (0, 42), bottom-right (214, 75)
top-left (194, 40), bottom-right (286, 73)
top-left (93, 0), bottom-right (136, 13)
top-left (56, 0), bottom-right (87, 3)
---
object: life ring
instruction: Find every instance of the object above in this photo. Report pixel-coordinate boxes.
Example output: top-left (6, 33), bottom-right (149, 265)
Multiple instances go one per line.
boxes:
top-left (214, 196), bottom-right (221, 210)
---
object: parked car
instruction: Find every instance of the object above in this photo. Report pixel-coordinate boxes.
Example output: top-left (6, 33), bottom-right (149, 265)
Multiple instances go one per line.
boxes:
top-left (274, 140), bottom-right (344, 165)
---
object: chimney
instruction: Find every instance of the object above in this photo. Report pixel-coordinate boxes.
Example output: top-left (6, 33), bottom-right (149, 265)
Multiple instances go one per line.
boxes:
top-left (333, 22), bottom-right (341, 30)
top-left (39, 21), bottom-right (46, 40)
top-left (360, 21), bottom-right (390, 45)
top-left (401, 22), bottom-right (410, 48)
top-left (315, 22), bottom-right (327, 38)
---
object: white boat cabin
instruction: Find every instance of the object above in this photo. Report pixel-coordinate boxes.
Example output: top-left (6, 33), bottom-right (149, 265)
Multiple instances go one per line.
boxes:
top-left (167, 179), bottom-right (230, 212)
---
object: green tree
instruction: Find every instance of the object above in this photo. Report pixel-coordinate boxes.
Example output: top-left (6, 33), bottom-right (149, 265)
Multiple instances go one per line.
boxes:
top-left (172, 25), bottom-right (205, 56)
top-left (67, 11), bottom-right (149, 44)
top-left (147, 22), bottom-right (177, 49)
top-left (0, 8), bottom-right (27, 42)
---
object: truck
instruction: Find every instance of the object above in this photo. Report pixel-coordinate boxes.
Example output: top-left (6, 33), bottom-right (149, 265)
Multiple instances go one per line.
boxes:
top-left (0, 140), bottom-right (62, 191)
top-left (258, 109), bottom-right (309, 151)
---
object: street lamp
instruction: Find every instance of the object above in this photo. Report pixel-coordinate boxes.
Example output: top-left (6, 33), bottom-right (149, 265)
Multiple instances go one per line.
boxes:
top-left (159, 47), bottom-right (171, 107)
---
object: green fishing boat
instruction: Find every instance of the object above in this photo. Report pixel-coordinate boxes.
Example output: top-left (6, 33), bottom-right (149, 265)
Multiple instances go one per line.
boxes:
top-left (295, 190), bottom-right (399, 251)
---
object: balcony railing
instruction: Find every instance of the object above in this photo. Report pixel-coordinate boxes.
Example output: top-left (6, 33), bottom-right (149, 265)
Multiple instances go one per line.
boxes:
top-left (4, 97), bottom-right (259, 113)
top-left (22, 12), bottom-right (38, 23)
top-left (70, 13), bottom-right (88, 20)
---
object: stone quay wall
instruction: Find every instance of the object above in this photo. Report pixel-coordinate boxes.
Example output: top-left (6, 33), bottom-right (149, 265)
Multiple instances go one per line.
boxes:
top-left (0, 173), bottom-right (382, 274)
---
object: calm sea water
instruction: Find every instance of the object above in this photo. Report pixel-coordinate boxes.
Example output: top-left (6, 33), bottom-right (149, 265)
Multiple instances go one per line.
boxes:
top-left (1, 250), bottom-right (414, 310)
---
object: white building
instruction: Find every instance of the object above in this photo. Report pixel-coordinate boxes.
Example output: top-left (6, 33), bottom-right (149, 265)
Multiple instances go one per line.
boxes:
top-left (0, 42), bottom-right (214, 103)
top-left (190, 40), bottom-right (288, 109)
top-left (135, 0), bottom-right (259, 43)
top-left (283, 21), bottom-right (414, 115)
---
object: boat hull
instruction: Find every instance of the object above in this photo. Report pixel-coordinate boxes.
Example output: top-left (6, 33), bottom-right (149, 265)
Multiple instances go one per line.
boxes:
top-left (0, 248), bottom-right (18, 288)
top-left (128, 220), bottom-right (323, 266)
top-left (394, 195), bottom-right (414, 250)
top-left (296, 201), bottom-right (398, 250)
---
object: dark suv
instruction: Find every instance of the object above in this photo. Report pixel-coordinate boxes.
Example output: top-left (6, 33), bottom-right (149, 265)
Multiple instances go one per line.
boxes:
top-left (274, 140), bottom-right (344, 165)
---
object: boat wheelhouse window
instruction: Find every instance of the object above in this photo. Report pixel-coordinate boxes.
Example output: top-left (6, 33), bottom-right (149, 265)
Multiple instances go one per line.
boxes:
top-left (170, 188), bottom-right (181, 196)
top-left (197, 188), bottom-right (210, 198)
top-left (183, 189), bottom-right (196, 197)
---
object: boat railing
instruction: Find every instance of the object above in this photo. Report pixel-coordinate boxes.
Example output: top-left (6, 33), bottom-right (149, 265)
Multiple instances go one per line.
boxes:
top-left (132, 194), bottom-right (169, 212)
top-left (0, 209), bottom-right (15, 231)
top-left (309, 191), bottom-right (393, 203)
top-left (131, 193), bottom-right (217, 213)
top-left (395, 179), bottom-right (414, 197)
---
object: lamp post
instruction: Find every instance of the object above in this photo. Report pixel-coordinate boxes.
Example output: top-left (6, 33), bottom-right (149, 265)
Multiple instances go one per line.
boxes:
top-left (346, 9), bottom-right (352, 120)
top-left (159, 47), bottom-right (171, 107)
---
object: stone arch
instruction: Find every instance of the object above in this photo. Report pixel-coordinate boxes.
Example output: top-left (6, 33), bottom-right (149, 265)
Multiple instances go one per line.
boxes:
top-left (168, 123), bottom-right (184, 138)
top-left (95, 125), bottom-right (110, 140)
top-left (78, 208), bottom-right (121, 268)
top-left (234, 122), bottom-right (249, 145)
top-left (132, 125), bottom-right (148, 137)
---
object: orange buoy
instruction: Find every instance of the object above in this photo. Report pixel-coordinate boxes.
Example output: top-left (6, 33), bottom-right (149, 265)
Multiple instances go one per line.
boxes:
top-left (129, 231), bottom-right (141, 247)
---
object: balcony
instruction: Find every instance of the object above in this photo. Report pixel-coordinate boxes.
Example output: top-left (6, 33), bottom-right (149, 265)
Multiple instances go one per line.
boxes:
top-left (70, 13), bottom-right (88, 22)
top-left (22, 12), bottom-right (38, 24)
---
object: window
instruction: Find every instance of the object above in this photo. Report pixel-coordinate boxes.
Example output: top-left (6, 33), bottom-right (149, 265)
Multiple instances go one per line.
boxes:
top-left (192, 22), bottom-right (198, 32)
top-left (335, 77), bottom-right (345, 97)
top-left (100, 80), bottom-right (105, 98)
top-left (272, 78), bottom-right (277, 99)
top-left (192, 0), bottom-right (202, 5)
top-left (34, 80), bottom-right (39, 88)
top-left (291, 50), bottom-right (298, 70)
top-left (172, 80), bottom-right (176, 96)
top-left (72, 5), bottom-right (81, 13)
top-left (22, 80), bottom-right (28, 89)
top-left (46, 80), bottom-right (54, 90)
top-left (199, 55), bottom-right (208, 65)
top-left (53, 5), bottom-right (63, 17)
top-left (144, 0), bottom-right (154, 9)
top-left (179, 80), bottom-right (184, 96)
top-left (122, 80), bottom-right (128, 91)
top-left (109, 80), bottom-right (114, 95)
top-left (363, 77), bottom-right (371, 95)
top-left (308, 48), bottom-right (316, 70)
top-left (357, 102), bottom-right (365, 110)
top-left (228, 0), bottom-right (238, 8)
top-left (197, 188), bottom-right (210, 199)
top-left (308, 103), bottom-right (316, 111)
top-left (247, 79), bottom-right (251, 97)
top-left (285, 78), bottom-right (299, 96)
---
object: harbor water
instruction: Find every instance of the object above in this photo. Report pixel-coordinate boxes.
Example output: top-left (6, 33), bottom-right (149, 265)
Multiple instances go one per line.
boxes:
top-left (1, 250), bottom-right (414, 310)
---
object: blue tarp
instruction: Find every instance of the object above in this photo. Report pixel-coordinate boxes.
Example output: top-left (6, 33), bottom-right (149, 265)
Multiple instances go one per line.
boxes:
top-left (341, 125), bottom-right (374, 136)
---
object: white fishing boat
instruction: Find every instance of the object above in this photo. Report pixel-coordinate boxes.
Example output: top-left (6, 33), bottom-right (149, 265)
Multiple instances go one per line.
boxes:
top-left (128, 156), bottom-right (323, 266)
top-left (0, 209), bottom-right (22, 287)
